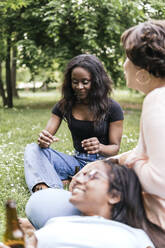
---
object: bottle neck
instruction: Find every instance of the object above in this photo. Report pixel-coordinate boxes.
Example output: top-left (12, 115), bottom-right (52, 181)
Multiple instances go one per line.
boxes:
top-left (6, 206), bottom-right (20, 235)
top-left (4, 200), bottom-right (24, 243)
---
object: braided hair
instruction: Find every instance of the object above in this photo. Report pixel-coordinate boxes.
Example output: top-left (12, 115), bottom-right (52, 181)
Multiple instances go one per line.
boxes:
top-left (121, 20), bottom-right (165, 78)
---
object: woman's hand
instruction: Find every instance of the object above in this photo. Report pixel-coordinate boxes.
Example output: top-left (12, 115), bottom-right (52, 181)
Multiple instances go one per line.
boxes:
top-left (117, 151), bottom-right (132, 165)
top-left (113, 150), bottom-right (148, 168)
top-left (24, 229), bottom-right (37, 248)
top-left (38, 129), bottom-right (59, 148)
top-left (81, 137), bottom-right (100, 154)
top-left (0, 230), bottom-right (37, 248)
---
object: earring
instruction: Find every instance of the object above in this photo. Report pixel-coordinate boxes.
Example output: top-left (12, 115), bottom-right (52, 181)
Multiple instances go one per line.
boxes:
top-left (136, 69), bottom-right (151, 85)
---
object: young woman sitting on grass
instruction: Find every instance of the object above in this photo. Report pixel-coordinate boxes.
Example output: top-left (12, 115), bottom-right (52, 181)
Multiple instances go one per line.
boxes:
top-left (2, 160), bottom-right (165, 248)
top-left (24, 54), bottom-right (124, 193)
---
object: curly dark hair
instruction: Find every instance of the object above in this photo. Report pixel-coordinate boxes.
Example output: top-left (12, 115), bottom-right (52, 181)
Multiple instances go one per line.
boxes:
top-left (121, 20), bottom-right (165, 78)
top-left (58, 54), bottom-right (112, 123)
top-left (104, 159), bottom-right (165, 248)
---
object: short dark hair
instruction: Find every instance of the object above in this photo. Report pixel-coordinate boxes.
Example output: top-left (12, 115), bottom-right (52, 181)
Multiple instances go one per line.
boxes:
top-left (121, 20), bottom-right (165, 78)
top-left (59, 54), bottom-right (112, 123)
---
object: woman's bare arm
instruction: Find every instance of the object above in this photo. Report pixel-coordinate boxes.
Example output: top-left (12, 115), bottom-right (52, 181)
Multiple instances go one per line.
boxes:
top-left (38, 114), bottom-right (62, 148)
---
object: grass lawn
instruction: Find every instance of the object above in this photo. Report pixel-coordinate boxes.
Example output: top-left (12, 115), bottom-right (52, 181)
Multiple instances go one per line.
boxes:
top-left (0, 88), bottom-right (143, 239)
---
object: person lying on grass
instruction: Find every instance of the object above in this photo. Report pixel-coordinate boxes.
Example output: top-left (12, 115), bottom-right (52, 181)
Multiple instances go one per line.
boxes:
top-left (1, 160), bottom-right (165, 248)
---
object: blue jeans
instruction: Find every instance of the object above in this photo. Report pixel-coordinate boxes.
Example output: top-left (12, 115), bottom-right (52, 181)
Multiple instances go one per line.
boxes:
top-left (24, 143), bottom-right (105, 193)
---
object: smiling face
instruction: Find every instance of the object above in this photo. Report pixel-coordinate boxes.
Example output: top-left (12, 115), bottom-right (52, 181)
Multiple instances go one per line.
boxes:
top-left (69, 161), bottom-right (114, 219)
top-left (71, 67), bottom-right (92, 102)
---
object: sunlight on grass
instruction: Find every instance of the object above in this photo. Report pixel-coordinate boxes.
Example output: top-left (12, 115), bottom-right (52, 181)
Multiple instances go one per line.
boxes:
top-left (113, 88), bottom-right (144, 104)
top-left (112, 89), bottom-right (144, 112)
top-left (0, 88), bottom-right (142, 238)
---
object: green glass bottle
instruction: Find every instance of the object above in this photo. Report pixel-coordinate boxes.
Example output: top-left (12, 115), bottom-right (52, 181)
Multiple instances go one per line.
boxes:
top-left (3, 199), bottom-right (25, 248)
top-left (75, 166), bottom-right (80, 174)
top-left (64, 166), bottom-right (81, 190)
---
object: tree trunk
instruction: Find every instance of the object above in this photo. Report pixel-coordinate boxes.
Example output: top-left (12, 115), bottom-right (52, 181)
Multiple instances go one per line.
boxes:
top-left (11, 45), bottom-right (19, 98)
top-left (0, 62), bottom-right (7, 106)
top-left (31, 74), bottom-right (36, 92)
top-left (6, 34), bottom-right (13, 108)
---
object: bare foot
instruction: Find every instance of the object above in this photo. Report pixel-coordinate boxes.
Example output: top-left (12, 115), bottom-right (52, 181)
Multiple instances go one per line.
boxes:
top-left (33, 183), bottom-right (49, 192)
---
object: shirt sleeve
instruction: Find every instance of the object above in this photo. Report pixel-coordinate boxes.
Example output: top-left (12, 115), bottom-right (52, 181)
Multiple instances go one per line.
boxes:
top-left (108, 99), bottom-right (124, 122)
top-left (128, 90), bottom-right (165, 198)
top-left (51, 102), bottom-right (63, 118)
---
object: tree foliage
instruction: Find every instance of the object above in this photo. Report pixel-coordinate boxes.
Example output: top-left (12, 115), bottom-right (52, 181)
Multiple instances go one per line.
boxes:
top-left (0, 0), bottom-right (165, 107)
top-left (0, 0), bottom-right (31, 107)
top-left (42, 0), bottom-right (145, 84)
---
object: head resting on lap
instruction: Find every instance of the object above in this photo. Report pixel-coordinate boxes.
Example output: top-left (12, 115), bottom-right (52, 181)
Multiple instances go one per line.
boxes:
top-left (104, 159), bottom-right (165, 247)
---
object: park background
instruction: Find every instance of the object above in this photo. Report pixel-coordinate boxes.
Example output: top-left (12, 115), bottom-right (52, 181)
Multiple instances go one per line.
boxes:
top-left (0, 0), bottom-right (165, 239)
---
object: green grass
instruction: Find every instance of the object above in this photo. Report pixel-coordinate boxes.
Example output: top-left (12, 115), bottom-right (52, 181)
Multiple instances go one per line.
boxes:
top-left (0, 88), bottom-right (143, 239)
top-left (113, 89), bottom-right (143, 152)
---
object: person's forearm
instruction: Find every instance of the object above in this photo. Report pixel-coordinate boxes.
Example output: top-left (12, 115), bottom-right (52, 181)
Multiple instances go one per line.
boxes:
top-left (38, 115), bottom-right (61, 148)
top-left (133, 159), bottom-right (165, 198)
top-left (99, 143), bottom-right (120, 157)
top-left (118, 150), bottom-right (133, 165)
top-left (45, 116), bottom-right (61, 135)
